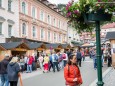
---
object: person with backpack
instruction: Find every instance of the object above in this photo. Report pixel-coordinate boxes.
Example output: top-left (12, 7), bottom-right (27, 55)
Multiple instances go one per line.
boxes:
top-left (7, 57), bottom-right (20, 86)
top-left (63, 51), bottom-right (68, 67)
top-left (76, 50), bottom-right (82, 67)
top-left (64, 54), bottom-right (83, 86)
top-left (0, 54), bottom-right (10, 86)
top-left (52, 51), bottom-right (59, 72)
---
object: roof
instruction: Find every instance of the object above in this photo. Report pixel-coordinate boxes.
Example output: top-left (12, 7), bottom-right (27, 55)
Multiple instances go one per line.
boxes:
top-left (101, 22), bottom-right (115, 29)
top-left (61, 44), bottom-right (71, 48)
top-left (27, 43), bottom-right (44, 49)
top-left (106, 31), bottom-right (115, 40)
top-left (0, 45), bottom-right (6, 50)
top-left (0, 42), bottom-right (29, 50)
top-left (46, 43), bottom-right (62, 49)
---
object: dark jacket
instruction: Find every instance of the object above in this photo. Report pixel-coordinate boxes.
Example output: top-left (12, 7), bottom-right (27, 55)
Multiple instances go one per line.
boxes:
top-left (7, 62), bottom-right (20, 81)
top-left (0, 59), bottom-right (9, 74)
top-left (76, 51), bottom-right (82, 59)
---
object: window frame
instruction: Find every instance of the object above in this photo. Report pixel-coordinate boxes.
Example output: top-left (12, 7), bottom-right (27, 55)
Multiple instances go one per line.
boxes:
top-left (22, 23), bottom-right (26, 35)
top-left (8, 25), bottom-right (12, 37)
top-left (41, 28), bottom-right (44, 39)
top-left (48, 31), bottom-right (50, 41)
top-left (32, 26), bottom-right (36, 38)
top-left (32, 7), bottom-right (35, 18)
top-left (8, 0), bottom-right (12, 11)
top-left (0, 0), bottom-right (2, 7)
top-left (22, 2), bottom-right (26, 14)
top-left (0, 22), bottom-right (2, 35)
top-left (40, 10), bottom-right (44, 21)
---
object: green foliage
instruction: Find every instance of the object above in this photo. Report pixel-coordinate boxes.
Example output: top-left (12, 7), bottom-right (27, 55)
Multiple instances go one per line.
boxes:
top-left (65, 0), bottom-right (115, 33)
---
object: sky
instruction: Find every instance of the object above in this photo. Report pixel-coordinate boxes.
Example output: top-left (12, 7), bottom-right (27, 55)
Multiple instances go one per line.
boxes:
top-left (48, 0), bottom-right (78, 4)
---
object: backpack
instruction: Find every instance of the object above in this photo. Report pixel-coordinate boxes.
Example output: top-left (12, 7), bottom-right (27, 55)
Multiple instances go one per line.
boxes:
top-left (62, 53), bottom-right (66, 59)
top-left (54, 54), bottom-right (58, 61)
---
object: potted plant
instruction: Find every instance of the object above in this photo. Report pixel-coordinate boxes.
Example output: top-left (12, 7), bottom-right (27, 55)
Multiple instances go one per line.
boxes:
top-left (65, 0), bottom-right (114, 32)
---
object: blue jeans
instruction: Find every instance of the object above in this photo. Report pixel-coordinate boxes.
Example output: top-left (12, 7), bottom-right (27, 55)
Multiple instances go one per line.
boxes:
top-left (93, 58), bottom-right (97, 69)
top-left (27, 65), bottom-right (32, 73)
top-left (0, 74), bottom-right (9, 86)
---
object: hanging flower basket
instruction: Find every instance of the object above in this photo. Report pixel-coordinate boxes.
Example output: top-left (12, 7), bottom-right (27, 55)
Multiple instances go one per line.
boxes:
top-left (84, 13), bottom-right (112, 21)
top-left (65, 0), bottom-right (114, 32)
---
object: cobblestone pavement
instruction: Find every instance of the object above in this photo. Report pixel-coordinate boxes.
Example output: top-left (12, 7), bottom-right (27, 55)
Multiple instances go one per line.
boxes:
top-left (104, 68), bottom-right (115, 86)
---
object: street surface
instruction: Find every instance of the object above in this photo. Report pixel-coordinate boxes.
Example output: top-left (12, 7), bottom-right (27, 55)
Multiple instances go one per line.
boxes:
top-left (18, 57), bottom-right (108, 86)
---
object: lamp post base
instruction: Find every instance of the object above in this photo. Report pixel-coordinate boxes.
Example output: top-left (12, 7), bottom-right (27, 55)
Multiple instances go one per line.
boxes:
top-left (97, 81), bottom-right (104, 86)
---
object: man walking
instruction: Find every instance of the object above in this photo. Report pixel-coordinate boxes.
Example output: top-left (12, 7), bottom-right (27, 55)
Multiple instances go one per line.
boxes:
top-left (0, 54), bottom-right (10, 86)
top-left (76, 50), bottom-right (82, 67)
top-left (52, 52), bottom-right (59, 72)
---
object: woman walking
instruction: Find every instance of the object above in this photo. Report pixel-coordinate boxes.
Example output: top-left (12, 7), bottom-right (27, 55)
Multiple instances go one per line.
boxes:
top-left (43, 54), bottom-right (49, 73)
top-left (64, 54), bottom-right (82, 86)
top-left (7, 57), bottom-right (20, 86)
top-left (38, 54), bottom-right (44, 71)
top-left (20, 56), bottom-right (25, 73)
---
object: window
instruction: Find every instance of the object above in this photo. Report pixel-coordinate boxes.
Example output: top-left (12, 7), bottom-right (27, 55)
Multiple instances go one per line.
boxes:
top-left (47, 15), bottom-right (51, 24)
top-left (59, 20), bottom-right (61, 28)
top-left (41, 29), bottom-right (44, 39)
top-left (59, 34), bottom-right (61, 41)
top-left (48, 31), bottom-right (50, 40)
top-left (22, 23), bottom-right (26, 35)
top-left (0, 23), bottom-right (2, 35)
top-left (40, 11), bottom-right (44, 21)
top-left (54, 33), bottom-right (56, 42)
top-left (22, 2), bottom-right (26, 14)
top-left (33, 26), bottom-right (36, 38)
top-left (8, 0), bottom-right (12, 11)
top-left (53, 18), bottom-right (56, 26)
top-left (32, 7), bottom-right (35, 18)
top-left (8, 25), bottom-right (12, 37)
top-left (0, 0), bottom-right (2, 7)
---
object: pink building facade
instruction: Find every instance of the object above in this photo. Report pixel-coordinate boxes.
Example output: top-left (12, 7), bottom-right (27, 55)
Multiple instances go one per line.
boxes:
top-left (19, 0), bottom-right (68, 43)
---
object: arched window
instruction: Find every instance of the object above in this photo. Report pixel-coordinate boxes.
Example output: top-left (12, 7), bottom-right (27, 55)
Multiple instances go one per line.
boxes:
top-left (33, 26), bottom-right (36, 37)
top-left (22, 23), bottom-right (26, 35)
top-left (47, 15), bottom-right (51, 24)
top-left (22, 2), bottom-right (26, 14)
top-left (32, 7), bottom-right (35, 18)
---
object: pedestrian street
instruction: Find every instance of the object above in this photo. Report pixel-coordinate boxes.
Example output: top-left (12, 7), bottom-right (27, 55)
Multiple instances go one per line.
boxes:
top-left (18, 57), bottom-right (108, 86)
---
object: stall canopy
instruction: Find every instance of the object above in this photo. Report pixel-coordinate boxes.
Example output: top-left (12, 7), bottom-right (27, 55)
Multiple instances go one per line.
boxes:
top-left (46, 43), bottom-right (63, 49)
top-left (0, 42), bottom-right (29, 51)
top-left (28, 43), bottom-right (46, 50)
top-left (0, 45), bottom-right (6, 50)
top-left (81, 43), bottom-right (94, 48)
top-left (61, 44), bottom-right (71, 49)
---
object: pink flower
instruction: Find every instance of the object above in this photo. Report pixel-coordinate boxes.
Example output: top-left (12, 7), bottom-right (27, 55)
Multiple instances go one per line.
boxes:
top-left (74, 10), bottom-right (79, 14)
top-left (66, 12), bottom-right (72, 17)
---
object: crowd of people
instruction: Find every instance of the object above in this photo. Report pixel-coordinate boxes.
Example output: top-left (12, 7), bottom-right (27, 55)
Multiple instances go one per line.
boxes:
top-left (0, 47), bottom-right (112, 86)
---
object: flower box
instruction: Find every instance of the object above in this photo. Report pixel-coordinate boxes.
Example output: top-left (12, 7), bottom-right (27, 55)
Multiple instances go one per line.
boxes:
top-left (84, 13), bottom-right (112, 21)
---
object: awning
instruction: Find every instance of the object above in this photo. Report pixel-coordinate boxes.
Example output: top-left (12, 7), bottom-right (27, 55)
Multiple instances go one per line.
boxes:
top-left (46, 43), bottom-right (63, 49)
top-left (61, 44), bottom-right (71, 49)
top-left (28, 43), bottom-right (46, 50)
top-left (81, 43), bottom-right (94, 48)
top-left (0, 42), bottom-right (30, 50)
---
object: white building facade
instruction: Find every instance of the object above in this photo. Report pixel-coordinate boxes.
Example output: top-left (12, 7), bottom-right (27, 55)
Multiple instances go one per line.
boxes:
top-left (0, 0), bottom-right (19, 43)
top-left (67, 26), bottom-right (80, 45)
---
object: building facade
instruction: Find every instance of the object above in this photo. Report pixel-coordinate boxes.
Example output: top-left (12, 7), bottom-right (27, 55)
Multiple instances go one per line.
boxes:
top-left (19, 0), bottom-right (68, 43)
top-left (67, 26), bottom-right (80, 45)
top-left (0, 0), bottom-right (19, 43)
top-left (101, 22), bottom-right (115, 38)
